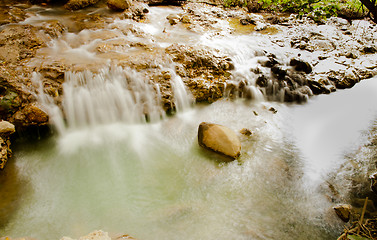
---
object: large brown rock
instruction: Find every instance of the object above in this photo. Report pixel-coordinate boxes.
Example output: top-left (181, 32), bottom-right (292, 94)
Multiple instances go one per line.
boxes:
top-left (107, 0), bottom-right (132, 11)
top-left (11, 103), bottom-right (49, 126)
top-left (198, 122), bottom-right (241, 160)
top-left (0, 121), bottom-right (15, 135)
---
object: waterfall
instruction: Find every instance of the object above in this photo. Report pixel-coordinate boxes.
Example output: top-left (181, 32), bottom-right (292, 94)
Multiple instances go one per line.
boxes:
top-left (34, 65), bottom-right (195, 134)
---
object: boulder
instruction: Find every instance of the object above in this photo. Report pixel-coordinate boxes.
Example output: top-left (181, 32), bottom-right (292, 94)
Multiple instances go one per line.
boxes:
top-left (12, 103), bottom-right (49, 126)
top-left (290, 58), bottom-right (312, 74)
top-left (0, 121), bottom-right (15, 135)
top-left (336, 69), bottom-right (359, 89)
top-left (107, 0), bottom-right (132, 11)
top-left (198, 122), bottom-right (241, 159)
top-left (334, 204), bottom-right (352, 222)
top-left (64, 0), bottom-right (101, 10)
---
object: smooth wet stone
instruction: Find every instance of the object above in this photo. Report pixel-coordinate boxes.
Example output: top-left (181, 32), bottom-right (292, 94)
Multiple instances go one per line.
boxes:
top-left (0, 121), bottom-right (15, 135)
top-left (198, 122), bottom-right (241, 160)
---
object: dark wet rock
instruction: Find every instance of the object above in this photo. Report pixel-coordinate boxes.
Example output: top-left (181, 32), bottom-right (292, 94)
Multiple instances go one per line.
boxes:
top-left (345, 51), bottom-right (359, 59)
top-left (284, 87), bottom-right (310, 103)
top-left (268, 107), bottom-right (277, 114)
top-left (198, 122), bottom-right (241, 160)
top-left (307, 80), bottom-right (329, 94)
top-left (108, 0), bottom-right (132, 11)
top-left (290, 58), bottom-right (312, 74)
top-left (256, 75), bottom-right (267, 88)
top-left (335, 69), bottom-right (359, 89)
top-left (334, 204), bottom-right (352, 222)
top-left (64, 0), bottom-right (100, 10)
top-left (271, 66), bottom-right (287, 80)
top-left (362, 45), bottom-right (377, 54)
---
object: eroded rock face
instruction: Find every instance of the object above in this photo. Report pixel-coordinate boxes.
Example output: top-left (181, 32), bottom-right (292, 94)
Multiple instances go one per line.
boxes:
top-left (198, 122), bottom-right (241, 160)
top-left (0, 121), bottom-right (15, 170)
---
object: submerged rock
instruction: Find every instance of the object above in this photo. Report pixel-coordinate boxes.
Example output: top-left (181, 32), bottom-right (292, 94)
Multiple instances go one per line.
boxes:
top-left (198, 122), bottom-right (241, 160)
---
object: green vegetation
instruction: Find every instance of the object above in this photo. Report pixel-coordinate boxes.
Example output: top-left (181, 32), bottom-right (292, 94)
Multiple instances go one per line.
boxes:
top-left (222, 0), bottom-right (368, 22)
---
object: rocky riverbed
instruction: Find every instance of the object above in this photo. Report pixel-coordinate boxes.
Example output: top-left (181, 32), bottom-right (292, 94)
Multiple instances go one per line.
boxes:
top-left (1, 0), bottom-right (377, 239)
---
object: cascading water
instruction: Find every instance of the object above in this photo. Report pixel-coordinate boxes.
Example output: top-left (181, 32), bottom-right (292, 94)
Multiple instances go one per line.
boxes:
top-left (2, 4), bottom-right (377, 240)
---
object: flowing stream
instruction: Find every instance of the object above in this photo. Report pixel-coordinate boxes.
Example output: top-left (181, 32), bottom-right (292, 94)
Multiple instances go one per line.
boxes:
top-left (1, 4), bottom-right (377, 240)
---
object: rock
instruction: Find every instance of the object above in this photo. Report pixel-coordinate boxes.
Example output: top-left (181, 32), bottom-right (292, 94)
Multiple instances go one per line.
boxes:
top-left (307, 80), bottom-right (329, 94)
top-left (268, 107), bottom-right (277, 114)
top-left (256, 75), bottom-right (268, 88)
top-left (0, 136), bottom-right (11, 169)
top-left (107, 0), bottom-right (132, 11)
top-left (0, 121), bottom-right (15, 135)
top-left (334, 204), bottom-right (352, 222)
top-left (240, 128), bottom-right (252, 136)
top-left (336, 69), bottom-right (359, 89)
top-left (198, 122), bottom-right (241, 160)
top-left (167, 13), bottom-right (180, 25)
top-left (0, 24), bottom-right (46, 63)
top-left (362, 45), bottom-right (377, 54)
top-left (12, 103), bottom-right (49, 126)
top-left (290, 58), bottom-right (312, 74)
top-left (64, 0), bottom-right (101, 10)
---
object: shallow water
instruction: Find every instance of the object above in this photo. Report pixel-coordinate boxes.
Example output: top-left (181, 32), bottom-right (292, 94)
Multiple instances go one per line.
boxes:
top-left (2, 77), bottom-right (377, 239)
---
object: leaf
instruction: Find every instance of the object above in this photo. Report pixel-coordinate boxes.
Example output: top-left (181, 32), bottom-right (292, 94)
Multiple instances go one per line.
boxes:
top-left (347, 235), bottom-right (373, 240)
